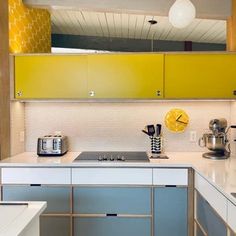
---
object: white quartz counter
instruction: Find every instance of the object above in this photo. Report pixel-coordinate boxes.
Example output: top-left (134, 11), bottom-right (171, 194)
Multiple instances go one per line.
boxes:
top-left (0, 201), bottom-right (46, 236)
top-left (1, 152), bottom-right (236, 205)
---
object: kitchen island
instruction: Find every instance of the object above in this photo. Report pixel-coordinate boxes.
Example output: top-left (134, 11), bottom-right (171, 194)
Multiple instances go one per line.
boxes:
top-left (0, 201), bottom-right (46, 236)
top-left (0, 152), bottom-right (236, 236)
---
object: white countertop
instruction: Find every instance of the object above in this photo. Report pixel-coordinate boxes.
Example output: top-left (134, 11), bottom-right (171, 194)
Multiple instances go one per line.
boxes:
top-left (1, 151), bottom-right (236, 205)
top-left (0, 201), bottom-right (46, 236)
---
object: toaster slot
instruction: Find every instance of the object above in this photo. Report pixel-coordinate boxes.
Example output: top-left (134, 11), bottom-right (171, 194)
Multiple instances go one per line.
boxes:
top-left (53, 139), bottom-right (58, 150)
top-left (42, 140), bottom-right (48, 150)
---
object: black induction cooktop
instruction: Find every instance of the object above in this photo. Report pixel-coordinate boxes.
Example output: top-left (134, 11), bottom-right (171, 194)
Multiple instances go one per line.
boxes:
top-left (74, 151), bottom-right (150, 162)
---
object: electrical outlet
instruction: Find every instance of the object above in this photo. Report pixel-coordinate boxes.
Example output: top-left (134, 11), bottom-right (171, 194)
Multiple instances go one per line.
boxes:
top-left (20, 131), bottom-right (25, 142)
top-left (190, 131), bottom-right (197, 142)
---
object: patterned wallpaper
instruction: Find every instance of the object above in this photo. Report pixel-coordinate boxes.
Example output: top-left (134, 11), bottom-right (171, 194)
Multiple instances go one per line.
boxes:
top-left (9, 0), bottom-right (51, 53)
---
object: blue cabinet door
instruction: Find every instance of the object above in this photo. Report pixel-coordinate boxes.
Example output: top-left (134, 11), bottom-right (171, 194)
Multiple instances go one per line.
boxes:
top-left (154, 187), bottom-right (188, 236)
top-left (74, 217), bottom-right (151, 236)
top-left (196, 192), bottom-right (227, 236)
top-left (195, 223), bottom-right (205, 236)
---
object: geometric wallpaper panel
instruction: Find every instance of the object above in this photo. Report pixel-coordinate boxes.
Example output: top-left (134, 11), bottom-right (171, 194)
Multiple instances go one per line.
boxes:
top-left (9, 0), bottom-right (51, 53)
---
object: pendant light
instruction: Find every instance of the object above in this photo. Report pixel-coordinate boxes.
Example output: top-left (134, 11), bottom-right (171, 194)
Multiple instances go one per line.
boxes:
top-left (168, 0), bottom-right (196, 28)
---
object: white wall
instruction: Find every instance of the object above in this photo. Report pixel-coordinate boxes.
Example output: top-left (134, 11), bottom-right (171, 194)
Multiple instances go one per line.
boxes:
top-left (230, 102), bottom-right (236, 155)
top-left (24, 101), bottom-right (231, 153)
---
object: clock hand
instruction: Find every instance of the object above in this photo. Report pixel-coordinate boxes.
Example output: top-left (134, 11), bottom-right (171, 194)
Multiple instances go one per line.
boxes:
top-left (176, 120), bottom-right (188, 125)
top-left (176, 114), bottom-right (182, 121)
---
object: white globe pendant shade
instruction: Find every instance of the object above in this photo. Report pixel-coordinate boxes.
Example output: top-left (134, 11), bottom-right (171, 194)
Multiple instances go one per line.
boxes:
top-left (169, 0), bottom-right (196, 28)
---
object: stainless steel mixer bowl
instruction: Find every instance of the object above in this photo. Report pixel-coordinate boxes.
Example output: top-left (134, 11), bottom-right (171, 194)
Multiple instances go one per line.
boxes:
top-left (203, 133), bottom-right (227, 152)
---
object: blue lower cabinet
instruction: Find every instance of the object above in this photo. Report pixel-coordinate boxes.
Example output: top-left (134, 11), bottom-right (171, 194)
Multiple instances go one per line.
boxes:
top-left (40, 216), bottom-right (71, 236)
top-left (2, 185), bottom-right (71, 213)
top-left (74, 217), bottom-right (151, 236)
top-left (73, 187), bottom-right (151, 215)
top-left (196, 224), bottom-right (205, 236)
top-left (196, 192), bottom-right (227, 236)
top-left (230, 230), bottom-right (235, 236)
top-left (154, 187), bottom-right (188, 236)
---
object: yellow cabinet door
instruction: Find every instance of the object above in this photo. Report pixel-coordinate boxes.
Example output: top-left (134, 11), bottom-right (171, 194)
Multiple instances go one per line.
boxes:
top-left (15, 55), bottom-right (87, 99)
top-left (165, 54), bottom-right (236, 99)
top-left (87, 54), bottom-right (164, 99)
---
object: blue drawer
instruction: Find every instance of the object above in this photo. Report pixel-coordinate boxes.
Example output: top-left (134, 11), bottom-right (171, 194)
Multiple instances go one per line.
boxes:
top-left (73, 187), bottom-right (151, 215)
top-left (74, 217), bottom-right (151, 236)
top-left (40, 216), bottom-right (70, 236)
top-left (2, 185), bottom-right (71, 213)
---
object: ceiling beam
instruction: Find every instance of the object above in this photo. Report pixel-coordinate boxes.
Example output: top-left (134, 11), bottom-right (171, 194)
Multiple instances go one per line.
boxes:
top-left (23, 0), bottom-right (231, 20)
top-left (0, 0), bottom-right (10, 160)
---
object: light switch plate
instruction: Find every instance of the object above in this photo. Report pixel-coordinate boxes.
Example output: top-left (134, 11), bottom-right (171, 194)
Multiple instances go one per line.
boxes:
top-left (190, 131), bottom-right (197, 142)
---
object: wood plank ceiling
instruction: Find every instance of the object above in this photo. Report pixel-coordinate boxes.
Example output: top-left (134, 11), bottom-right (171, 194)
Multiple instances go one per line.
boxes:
top-left (51, 10), bottom-right (226, 44)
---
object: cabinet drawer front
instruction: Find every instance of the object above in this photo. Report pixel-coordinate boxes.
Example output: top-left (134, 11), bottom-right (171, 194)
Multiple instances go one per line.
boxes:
top-left (73, 187), bottom-right (151, 215)
top-left (72, 168), bottom-right (152, 185)
top-left (196, 192), bottom-right (227, 236)
top-left (195, 173), bottom-right (227, 221)
top-left (153, 168), bottom-right (188, 186)
top-left (228, 200), bottom-right (236, 232)
top-left (74, 217), bottom-right (151, 236)
top-left (1, 168), bottom-right (71, 184)
top-left (40, 216), bottom-right (71, 236)
top-left (2, 186), bottom-right (71, 213)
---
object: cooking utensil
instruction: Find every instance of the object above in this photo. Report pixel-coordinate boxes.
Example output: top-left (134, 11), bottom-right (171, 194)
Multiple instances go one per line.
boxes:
top-left (142, 130), bottom-right (149, 135)
top-left (147, 125), bottom-right (155, 136)
top-left (156, 124), bottom-right (162, 136)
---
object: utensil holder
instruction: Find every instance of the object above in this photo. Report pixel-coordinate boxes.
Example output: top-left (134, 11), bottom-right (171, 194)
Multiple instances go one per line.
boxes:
top-left (150, 135), bottom-right (162, 154)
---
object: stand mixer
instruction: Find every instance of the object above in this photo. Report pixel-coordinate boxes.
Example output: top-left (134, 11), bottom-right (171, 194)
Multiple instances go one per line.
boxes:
top-left (199, 118), bottom-right (236, 160)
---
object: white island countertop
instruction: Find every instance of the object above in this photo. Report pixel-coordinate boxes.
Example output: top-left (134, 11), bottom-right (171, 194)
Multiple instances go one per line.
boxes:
top-left (1, 151), bottom-right (236, 205)
top-left (0, 201), bottom-right (46, 236)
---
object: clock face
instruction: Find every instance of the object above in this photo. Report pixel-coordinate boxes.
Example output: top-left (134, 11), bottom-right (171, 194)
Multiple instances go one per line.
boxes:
top-left (164, 108), bottom-right (189, 133)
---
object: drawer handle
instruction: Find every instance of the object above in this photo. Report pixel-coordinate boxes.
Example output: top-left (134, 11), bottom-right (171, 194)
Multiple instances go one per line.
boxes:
top-left (106, 213), bottom-right (117, 217)
top-left (30, 184), bottom-right (41, 187)
top-left (165, 185), bottom-right (177, 187)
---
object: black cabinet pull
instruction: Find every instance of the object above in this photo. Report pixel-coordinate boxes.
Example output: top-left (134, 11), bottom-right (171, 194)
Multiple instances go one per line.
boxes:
top-left (30, 184), bottom-right (41, 187)
top-left (165, 185), bottom-right (177, 187)
top-left (106, 213), bottom-right (117, 217)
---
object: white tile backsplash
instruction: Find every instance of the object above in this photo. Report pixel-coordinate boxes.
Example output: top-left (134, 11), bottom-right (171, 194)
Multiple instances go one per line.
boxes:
top-left (24, 101), bottom-right (231, 153)
top-left (10, 101), bottom-right (25, 156)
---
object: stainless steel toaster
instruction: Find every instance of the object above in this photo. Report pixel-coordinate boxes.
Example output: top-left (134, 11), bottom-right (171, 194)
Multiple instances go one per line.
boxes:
top-left (37, 135), bottom-right (68, 156)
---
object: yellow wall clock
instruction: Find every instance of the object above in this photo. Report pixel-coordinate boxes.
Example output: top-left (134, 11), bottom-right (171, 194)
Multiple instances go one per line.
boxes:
top-left (164, 108), bottom-right (189, 132)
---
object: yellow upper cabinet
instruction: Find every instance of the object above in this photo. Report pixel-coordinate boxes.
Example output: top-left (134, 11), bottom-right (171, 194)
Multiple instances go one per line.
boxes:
top-left (14, 55), bottom-right (87, 99)
top-left (165, 54), bottom-right (236, 99)
top-left (87, 54), bottom-right (164, 99)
